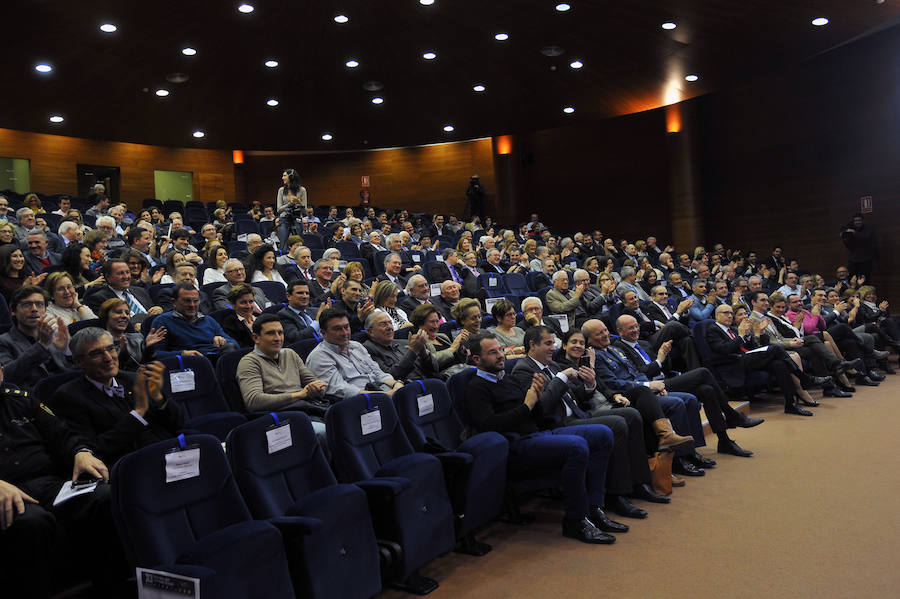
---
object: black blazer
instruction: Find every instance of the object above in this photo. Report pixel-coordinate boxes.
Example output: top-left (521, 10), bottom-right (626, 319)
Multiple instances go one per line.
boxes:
top-left (277, 306), bottom-right (318, 343)
top-left (612, 338), bottom-right (664, 378)
top-left (50, 371), bottom-right (184, 465)
top-left (644, 301), bottom-right (689, 325)
top-left (220, 311), bottom-right (255, 348)
top-left (85, 285), bottom-right (155, 315)
top-left (508, 357), bottom-right (592, 430)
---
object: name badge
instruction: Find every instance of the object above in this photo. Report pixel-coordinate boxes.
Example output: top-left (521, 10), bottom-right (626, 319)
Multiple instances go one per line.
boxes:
top-left (266, 423), bottom-right (293, 454)
top-left (361, 408), bottom-right (382, 435)
top-left (170, 370), bottom-right (196, 393)
top-left (417, 394), bottom-right (434, 417)
top-left (165, 447), bottom-right (200, 483)
top-left (412, 254), bottom-right (421, 263)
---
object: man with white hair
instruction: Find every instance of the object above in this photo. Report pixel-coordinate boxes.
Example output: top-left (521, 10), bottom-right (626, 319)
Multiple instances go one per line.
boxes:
top-left (360, 231), bottom-right (387, 263)
top-left (546, 269), bottom-right (586, 328)
top-left (212, 259), bottom-right (271, 310)
top-left (480, 248), bottom-right (505, 274)
top-left (615, 266), bottom-right (650, 302)
top-left (520, 295), bottom-right (564, 339)
top-left (95, 215), bottom-right (126, 256)
top-left (58, 219), bottom-right (83, 248)
top-left (14, 208), bottom-right (37, 245)
top-left (399, 274), bottom-right (432, 314)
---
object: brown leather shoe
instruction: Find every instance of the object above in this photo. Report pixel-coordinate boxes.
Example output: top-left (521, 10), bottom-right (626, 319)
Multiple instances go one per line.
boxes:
top-left (652, 418), bottom-right (694, 453)
top-left (671, 474), bottom-right (686, 488)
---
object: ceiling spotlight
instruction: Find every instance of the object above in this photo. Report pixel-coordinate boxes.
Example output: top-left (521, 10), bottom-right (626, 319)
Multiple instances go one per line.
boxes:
top-left (569, 60), bottom-right (583, 69)
top-left (321, 133), bottom-right (333, 141)
top-left (49, 115), bottom-right (64, 123)
top-left (371, 97), bottom-right (384, 104)
top-left (192, 130), bottom-right (205, 138)
top-left (155, 89), bottom-right (170, 97)
top-left (661, 22), bottom-right (677, 30)
top-left (35, 63), bottom-right (52, 73)
top-left (100, 23), bottom-right (117, 33)
top-left (266, 98), bottom-right (279, 106)
top-left (555, 3), bottom-right (571, 11)
top-left (420, 0), bottom-right (435, 5)
top-left (334, 14), bottom-right (349, 23)
top-left (264, 60), bottom-right (279, 68)
top-left (473, 84), bottom-right (486, 92)
top-left (238, 4), bottom-right (254, 14)
top-left (684, 74), bottom-right (699, 82)
top-left (422, 52), bottom-right (437, 60)
top-left (563, 106), bottom-right (575, 114)
top-left (182, 47), bottom-right (197, 56)
top-left (811, 17), bottom-right (829, 26)
top-left (345, 59), bottom-right (359, 68)
top-left (495, 32), bottom-right (509, 41)
top-left (443, 125), bottom-right (454, 132)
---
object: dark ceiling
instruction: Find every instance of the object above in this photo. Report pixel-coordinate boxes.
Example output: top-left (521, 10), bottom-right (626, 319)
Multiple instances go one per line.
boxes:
top-left (2, 0), bottom-right (898, 151)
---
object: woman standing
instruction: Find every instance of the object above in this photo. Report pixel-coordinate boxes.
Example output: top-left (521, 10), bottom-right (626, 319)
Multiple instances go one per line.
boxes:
top-left (276, 169), bottom-right (308, 247)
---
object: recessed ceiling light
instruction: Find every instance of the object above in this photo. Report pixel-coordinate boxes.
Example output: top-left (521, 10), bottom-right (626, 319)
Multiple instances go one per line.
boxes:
top-left (182, 47), bottom-right (197, 56)
top-left (420, 0), bottom-right (435, 5)
top-left (35, 63), bottom-right (52, 73)
top-left (266, 98), bottom-right (279, 106)
top-left (49, 115), bottom-right (64, 123)
top-left (334, 14), bottom-right (349, 23)
top-left (556, 3), bottom-right (571, 11)
top-left (473, 84), bottom-right (486, 92)
top-left (192, 130), bottom-right (205, 138)
top-left (155, 89), bottom-right (169, 97)
top-left (264, 60), bottom-right (279, 68)
top-left (100, 23), bottom-right (117, 33)
top-left (495, 32), bottom-right (509, 41)
top-left (569, 60), bottom-right (583, 69)
top-left (443, 125), bottom-right (454, 132)
top-left (563, 106), bottom-right (575, 114)
top-left (321, 133), bottom-right (333, 141)
top-left (422, 52), bottom-right (437, 60)
top-left (345, 59), bottom-right (359, 68)
top-left (684, 74), bottom-right (699, 82)
top-left (371, 97), bottom-right (384, 104)
top-left (238, 4), bottom-right (254, 14)
top-left (811, 17), bottom-right (829, 26)
top-left (661, 22), bottom-right (677, 30)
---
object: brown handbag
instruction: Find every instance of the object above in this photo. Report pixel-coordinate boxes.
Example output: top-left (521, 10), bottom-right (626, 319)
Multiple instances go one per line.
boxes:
top-left (648, 451), bottom-right (674, 496)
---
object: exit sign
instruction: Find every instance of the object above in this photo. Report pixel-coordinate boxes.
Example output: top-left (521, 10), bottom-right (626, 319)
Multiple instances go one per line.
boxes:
top-left (361, 176), bottom-right (370, 188)
top-left (860, 195), bottom-right (873, 214)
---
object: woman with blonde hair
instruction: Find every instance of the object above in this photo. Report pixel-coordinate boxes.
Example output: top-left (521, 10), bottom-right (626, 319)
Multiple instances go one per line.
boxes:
top-left (46, 272), bottom-right (96, 323)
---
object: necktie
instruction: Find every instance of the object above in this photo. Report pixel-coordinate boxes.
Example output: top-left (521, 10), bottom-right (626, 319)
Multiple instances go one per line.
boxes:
top-left (634, 344), bottom-right (652, 364)
top-left (726, 328), bottom-right (749, 353)
top-left (103, 384), bottom-right (125, 398)
top-left (299, 310), bottom-right (311, 326)
top-left (636, 308), bottom-right (650, 323)
top-left (543, 366), bottom-right (587, 419)
top-left (450, 267), bottom-right (461, 283)
top-left (660, 304), bottom-right (672, 319)
top-left (124, 291), bottom-right (146, 316)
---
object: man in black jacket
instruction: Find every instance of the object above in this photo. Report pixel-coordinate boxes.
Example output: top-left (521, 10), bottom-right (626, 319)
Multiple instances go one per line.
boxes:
top-left (278, 280), bottom-right (321, 343)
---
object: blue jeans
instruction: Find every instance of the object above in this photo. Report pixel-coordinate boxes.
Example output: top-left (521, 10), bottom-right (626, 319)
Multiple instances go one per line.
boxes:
top-left (510, 424), bottom-right (614, 520)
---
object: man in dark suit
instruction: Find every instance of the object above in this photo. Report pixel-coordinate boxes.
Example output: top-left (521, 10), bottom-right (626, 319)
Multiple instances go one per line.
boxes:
top-left (308, 258), bottom-right (336, 305)
top-left (666, 271), bottom-right (691, 302)
top-left (618, 289), bottom-right (701, 371)
top-left (332, 278), bottom-right (374, 334)
top-left (154, 264), bottom-right (212, 315)
top-left (376, 252), bottom-right (409, 290)
top-left (432, 280), bottom-right (460, 323)
top-left (479, 248), bottom-right (506, 275)
top-left (278, 279), bottom-right (321, 343)
top-left (613, 314), bottom-right (762, 458)
top-left (510, 326), bottom-right (671, 520)
top-left (399, 274), bottom-right (433, 315)
top-left (705, 304), bottom-right (829, 416)
top-left (50, 328), bottom-right (183, 465)
top-left (24, 230), bottom-right (61, 274)
top-left (85, 259), bottom-right (161, 317)
top-left (359, 231), bottom-right (388, 264)
top-left (644, 285), bottom-right (692, 325)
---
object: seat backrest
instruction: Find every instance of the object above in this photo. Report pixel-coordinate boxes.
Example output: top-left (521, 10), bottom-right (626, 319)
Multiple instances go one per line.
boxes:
top-left (111, 434), bottom-right (252, 567)
top-left (335, 241), bottom-right (360, 258)
top-left (692, 319), bottom-right (716, 362)
top-left (252, 281), bottom-right (287, 304)
top-left (325, 392), bottom-right (414, 482)
top-left (226, 413), bottom-right (337, 520)
top-left (505, 272), bottom-right (529, 295)
top-left (35, 370), bottom-right (82, 405)
top-left (214, 347), bottom-right (253, 412)
top-left (68, 318), bottom-right (102, 335)
top-left (446, 367), bottom-right (477, 427)
top-left (159, 354), bottom-right (229, 418)
top-left (301, 234), bottom-right (323, 249)
top-left (477, 272), bottom-right (509, 297)
top-left (393, 380), bottom-right (464, 452)
top-left (504, 357), bottom-right (520, 375)
top-left (288, 338), bottom-right (320, 361)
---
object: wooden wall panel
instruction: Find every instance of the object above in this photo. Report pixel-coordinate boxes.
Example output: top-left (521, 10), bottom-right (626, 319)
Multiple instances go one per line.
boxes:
top-left (0, 128), bottom-right (235, 211)
top-left (242, 138), bottom-right (496, 218)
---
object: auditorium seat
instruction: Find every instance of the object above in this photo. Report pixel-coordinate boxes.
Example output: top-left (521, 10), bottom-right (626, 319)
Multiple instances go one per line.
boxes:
top-left (214, 347), bottom-right (253, 413)
top-left (111, 434), bottom-right (296, 599)
top-left (326, 392), bottom-right (456, 594)
top-left (252, 281), bottom-right (287, 305)
top-left (692, 319), bottom-right (772, 399)
top-left (226, 413), bottom-right (382, 599)
top-left (476, 272), bottom-right (509, 297)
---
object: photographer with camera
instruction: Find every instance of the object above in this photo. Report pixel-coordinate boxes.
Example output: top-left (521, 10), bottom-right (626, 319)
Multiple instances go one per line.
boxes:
top-left (276, 168), bottom-right (308, 248)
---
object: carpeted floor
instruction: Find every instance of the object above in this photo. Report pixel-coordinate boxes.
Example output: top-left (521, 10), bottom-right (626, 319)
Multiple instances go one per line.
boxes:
top-left (381, 373), bottom-right (900, 599)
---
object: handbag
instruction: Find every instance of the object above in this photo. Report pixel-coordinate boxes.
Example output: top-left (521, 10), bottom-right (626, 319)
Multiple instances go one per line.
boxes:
top-left (648, 451), bottom-right (674, 496)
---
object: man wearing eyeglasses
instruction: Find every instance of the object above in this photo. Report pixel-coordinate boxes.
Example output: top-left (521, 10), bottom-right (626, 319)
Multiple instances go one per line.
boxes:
top-left (212, 258), bottom-right (270, 310)
top-left (50, 328), bottom-right (182, 465)
top-left (0, 286), bottom-right (71, 391)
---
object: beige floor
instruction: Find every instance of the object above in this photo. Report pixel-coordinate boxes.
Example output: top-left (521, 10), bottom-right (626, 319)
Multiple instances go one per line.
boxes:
top-left (381, 372), bottom-right (900, 599)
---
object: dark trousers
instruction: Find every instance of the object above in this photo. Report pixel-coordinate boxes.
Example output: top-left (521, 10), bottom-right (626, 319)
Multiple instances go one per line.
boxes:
top-left (649, 322), bottom-right (701, 370)
top-left (739, 344), bottom-right (797, 406)
top-left (510, 425), bottom-right (613, 520)
top-left (664, 392), bottom-right (703, 455)
top-left (665, 367), bottom-right (738, 434)
top-left (564, 407), bottom-right (648, 496)
top-left (827, 323), bottom-right (864, 363)
top-left (0, 475), bottom-right (127, 599)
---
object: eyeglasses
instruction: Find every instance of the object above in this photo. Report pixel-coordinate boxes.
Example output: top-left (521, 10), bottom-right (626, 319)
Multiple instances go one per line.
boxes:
top-left (18, 301), bottom-right (45, 309)
top-left (84, 344), bottom-right (117, 359)
top-left (225, 267), bottom-right (245, 273)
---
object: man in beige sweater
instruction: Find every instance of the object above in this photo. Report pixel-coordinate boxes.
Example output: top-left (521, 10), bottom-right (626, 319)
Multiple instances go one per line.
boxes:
top-left (237, 314), bottom-right (328, 435)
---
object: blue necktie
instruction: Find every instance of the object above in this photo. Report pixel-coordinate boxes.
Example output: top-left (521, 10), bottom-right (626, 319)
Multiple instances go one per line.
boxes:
top-left (634, 344), bottom-right (652, 364)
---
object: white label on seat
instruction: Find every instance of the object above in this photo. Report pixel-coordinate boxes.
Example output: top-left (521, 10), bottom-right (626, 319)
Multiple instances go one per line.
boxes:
top-left (430, 284), bottom-right (442, 297)
top-left (165, 448), bottom-right (200, 483)
top-left (361, 409), bottom-right (382, 435)
top-left (170, 370), bottom-right (196, 393)
top-left (417, 394), bottom-right (434, 417)
top-left (488, 277), bottom-right (497, 287)
top-left (485, 297), bottom-right (500, 312)
top-left (548, 314), bottom-right (569, 333)
top-left (266, 424), bottom-right (293, 454)
top-left (436, 255), bottom-right (444, 262)
top-left (412, 254), bottom-right (421, 262)
top-left (137, 567), bottom-right (200, 598)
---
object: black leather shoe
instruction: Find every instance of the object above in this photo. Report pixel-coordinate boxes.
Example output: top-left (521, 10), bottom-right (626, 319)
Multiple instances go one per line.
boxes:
top-left (562, 518), bottom-right (616, 544)
top-left (630, 483), bottom-right (671, 504)
top-left (871, 349), bottom-right (890, 360)
top-left (672, 457), bottom-right (705, 477)
top-left (856, 374), bottom-right (881, 386)
top-left (605, 494), bottom-right (648, 519)
top-left (823, 386), bottom-right (852, 398)
top-left (717, 439), bottom-right (754, 457)
top-left (785, 402), bottom-right (814, 416)
top-left (726, 413), bottom-right (765, 429)
top-left (837, 382), bottom-right (856, 393)
top-left (688, 452), bottom-right (717, 468)
top-left (797, 396), bottom-right (820, 407)
top-left (835, 358), bottom-right (864, 374)
top-left (590, 506), bottom-right (630, 533)
top-left (879, 360), bottom-right (896, 375)
top-left (867, 370), bottom-right (885, 381)
top-left (809, 375), bottom-right (832, 387)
